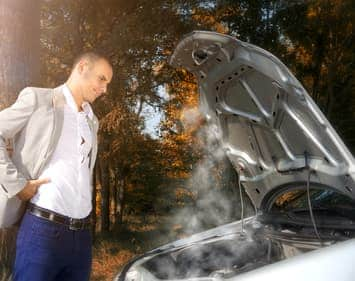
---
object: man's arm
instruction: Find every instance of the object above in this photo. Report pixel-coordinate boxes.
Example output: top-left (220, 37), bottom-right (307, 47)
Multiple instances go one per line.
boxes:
top-left (0, 87), bottom-right (37, 198)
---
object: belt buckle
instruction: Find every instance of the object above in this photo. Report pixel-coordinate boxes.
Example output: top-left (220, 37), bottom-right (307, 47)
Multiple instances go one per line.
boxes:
top-left (69, 218), bottom-right (82, 231)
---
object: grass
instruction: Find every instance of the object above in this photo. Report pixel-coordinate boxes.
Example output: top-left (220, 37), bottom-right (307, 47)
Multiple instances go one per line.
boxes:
top-left (91, 240), bottom-right (134, 281)
top-left (91, 214), bottom-right (182, 281)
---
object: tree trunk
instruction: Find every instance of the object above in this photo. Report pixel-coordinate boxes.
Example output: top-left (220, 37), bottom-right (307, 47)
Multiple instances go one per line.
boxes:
top-left (0, 0), bottom-right (40, 109)
top-left (91, 163), bottom-right (98, 241)
top-left (311, 34), bottom-right (325, 104)
top-left (112, 173), bottom-right (118, 224)
top-left (114, 177), bottom-right (126, 229)
top-left (99, 157), bottom-right (110, 232)
top-left (0, 1), bottom-right (39, 279)
top-left (118, 176), bottom-right (127, 225)
top-left (108, 165), bottom-right (115, 226)
top-left (113, 178), bottom-right (123, 229)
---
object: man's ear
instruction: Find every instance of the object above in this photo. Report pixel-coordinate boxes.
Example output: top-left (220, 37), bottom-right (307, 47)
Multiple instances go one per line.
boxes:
top-left (77, 59), bottom-right (88, 74)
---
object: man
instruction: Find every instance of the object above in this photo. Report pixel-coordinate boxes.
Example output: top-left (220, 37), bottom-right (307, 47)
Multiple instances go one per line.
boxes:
top-left (0, 52), bottom-right (113, 280)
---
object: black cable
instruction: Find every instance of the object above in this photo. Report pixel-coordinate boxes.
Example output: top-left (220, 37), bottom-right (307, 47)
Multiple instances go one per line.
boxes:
top-left (237, 172), bottom-right (245, 234)
top-left (305, 152), bottom-right (321, 241)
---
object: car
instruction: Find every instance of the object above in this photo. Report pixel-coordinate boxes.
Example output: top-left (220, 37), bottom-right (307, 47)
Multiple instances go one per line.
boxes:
top-left (114, 31), bottom-right (355, 281)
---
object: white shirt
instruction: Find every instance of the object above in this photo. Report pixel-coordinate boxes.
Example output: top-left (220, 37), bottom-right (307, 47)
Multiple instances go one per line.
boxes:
top-left (31, 85), bottom-right (94, 218)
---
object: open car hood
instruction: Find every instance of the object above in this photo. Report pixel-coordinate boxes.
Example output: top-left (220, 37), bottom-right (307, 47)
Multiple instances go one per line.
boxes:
top-left (170, 31), bottom-right (355, 211)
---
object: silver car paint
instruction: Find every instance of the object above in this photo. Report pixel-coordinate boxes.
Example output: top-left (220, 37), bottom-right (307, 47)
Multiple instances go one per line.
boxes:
top-left (170, 31), bottom-right (355, 209)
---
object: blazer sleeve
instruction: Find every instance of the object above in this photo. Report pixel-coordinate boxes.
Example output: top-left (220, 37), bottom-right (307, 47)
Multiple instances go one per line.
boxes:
top-left (0, 87), bottom-right (37, 198)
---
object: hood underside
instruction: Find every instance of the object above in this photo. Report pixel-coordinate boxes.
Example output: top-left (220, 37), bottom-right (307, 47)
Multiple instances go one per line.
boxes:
top-left (170, 31), bottom-right (355, 210)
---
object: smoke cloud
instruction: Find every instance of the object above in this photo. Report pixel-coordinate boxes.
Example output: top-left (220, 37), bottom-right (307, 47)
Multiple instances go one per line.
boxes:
top-left (173, 110), bottom-right (254, 236)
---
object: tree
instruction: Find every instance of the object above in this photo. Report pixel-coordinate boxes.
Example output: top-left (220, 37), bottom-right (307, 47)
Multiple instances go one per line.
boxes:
top-left (0, 0), bottom-right (40, 278)
top-left (0, 0), bottom-right (40, 108)
top-left (275, 0), bottom-right (355, 151)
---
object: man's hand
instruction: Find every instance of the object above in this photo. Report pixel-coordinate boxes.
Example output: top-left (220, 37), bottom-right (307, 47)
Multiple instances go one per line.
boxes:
top-left (16, 178), bottom-right (50, 201)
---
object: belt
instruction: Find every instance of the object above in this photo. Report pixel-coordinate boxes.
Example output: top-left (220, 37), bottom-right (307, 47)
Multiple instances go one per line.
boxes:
top-left (27, 203), bottom-right (91, 231)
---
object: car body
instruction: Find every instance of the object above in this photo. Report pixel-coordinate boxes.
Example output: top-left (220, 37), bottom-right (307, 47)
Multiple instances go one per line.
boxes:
top-left (115, 31), bottom-right (355, 281)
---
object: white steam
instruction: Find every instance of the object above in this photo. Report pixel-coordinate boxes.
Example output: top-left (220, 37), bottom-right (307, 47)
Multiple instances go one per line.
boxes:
top-left (173, 111), bottom-right (253, 236)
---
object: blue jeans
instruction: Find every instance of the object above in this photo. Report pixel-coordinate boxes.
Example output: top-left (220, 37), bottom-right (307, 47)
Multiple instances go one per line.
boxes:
top-left (13, 211), bottom-right (92, 281)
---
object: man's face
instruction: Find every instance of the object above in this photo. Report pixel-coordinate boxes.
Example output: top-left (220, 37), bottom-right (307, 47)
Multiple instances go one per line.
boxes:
top-left (79, 58), bottom-right (113, 104)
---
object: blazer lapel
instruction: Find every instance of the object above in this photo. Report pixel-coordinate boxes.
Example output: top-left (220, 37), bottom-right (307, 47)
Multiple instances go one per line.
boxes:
top-left (86, 114), bottom-right (99, 173)
top-left (36, 85), bottom-right (65, 178)
top-left (48, 85), bottom-right (65, 158)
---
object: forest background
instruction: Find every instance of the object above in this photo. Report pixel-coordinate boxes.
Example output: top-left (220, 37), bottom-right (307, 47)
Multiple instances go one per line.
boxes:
top-left (0, 0), bottom-right (354, 280)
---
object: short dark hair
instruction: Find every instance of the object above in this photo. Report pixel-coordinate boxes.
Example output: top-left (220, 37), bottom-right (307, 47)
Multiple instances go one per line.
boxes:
top-left (72, 51), bottom-right (111, 70)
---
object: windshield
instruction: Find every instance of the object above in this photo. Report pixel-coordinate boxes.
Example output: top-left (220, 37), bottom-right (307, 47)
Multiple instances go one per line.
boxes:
top-left (270, 188), bottom-right (355, 220)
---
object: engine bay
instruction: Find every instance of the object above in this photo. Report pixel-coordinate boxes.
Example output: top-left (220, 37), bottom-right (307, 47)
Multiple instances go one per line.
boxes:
top-left (140, 222), bottom-right (350, 280)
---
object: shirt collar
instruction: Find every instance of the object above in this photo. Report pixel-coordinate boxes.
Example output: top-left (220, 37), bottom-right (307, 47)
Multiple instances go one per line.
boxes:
top-left (63, 84), bottom-right (94, 120)
top-left (82, 102), bottom-right (94, 120)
